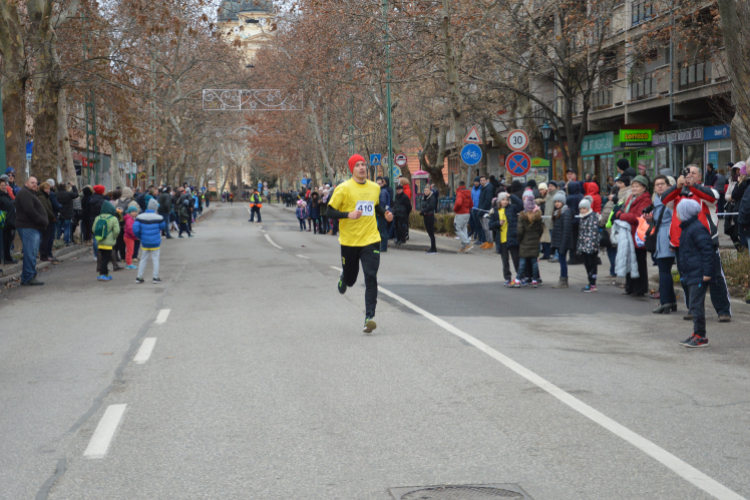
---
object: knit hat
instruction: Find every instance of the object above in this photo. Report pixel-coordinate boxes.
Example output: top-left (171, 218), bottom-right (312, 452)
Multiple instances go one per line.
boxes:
top-left (474, 176), bottom-right (481, 183)
top-left (548, 180), bottom-right (558, 188)
top-left (616, 158), bottom-right (630, 172)
top-left (93, 184), bottom-right (106, 194)
top-left (347, 154), bottom-right (366, 173)
top-left (147, 199), bottom-right (159, 211)
top-left (677, 199), bottom-right (701, 221)
top-left (126, 205), bottom-right (139, 214)
top-left (579, 197), bottom-right (592, 211)
top-left (497, 192), bottom-right (509, 202)
top-left (538, 182), bottom-right (548, 190)
top-left (5, 167), bottom-right (14, 175)
top-left (46, 179), bottom-right (55, 187)
top-left (553, 191), bottom-right (566, 204)
top-left (632, 175), bottom-right (650, 190)
top-left (522, 189), bottom-right (534, 199)
top-left (0, 175), bottom-right (8, 183)
top-left (523, 196), bottom-right (536, 211)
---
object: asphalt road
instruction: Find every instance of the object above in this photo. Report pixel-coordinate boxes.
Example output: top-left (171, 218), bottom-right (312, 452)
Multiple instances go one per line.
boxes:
top-left (2, 202), bottom-right (749, 500)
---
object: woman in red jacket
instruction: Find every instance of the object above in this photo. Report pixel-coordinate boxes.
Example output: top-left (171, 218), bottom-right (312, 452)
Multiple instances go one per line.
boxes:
top-left (615, 175), bottom-right (652, 296)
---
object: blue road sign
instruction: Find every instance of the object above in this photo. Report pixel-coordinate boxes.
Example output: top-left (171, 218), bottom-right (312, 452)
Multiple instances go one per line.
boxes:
top-left (461, 144), bottom-right (482, 166)
top-left (506, 151), bottom-right (532, 177)
top-left (370, 154), bottom-right (382, 166)
top-left (300, 178), bottom-right (308, 185)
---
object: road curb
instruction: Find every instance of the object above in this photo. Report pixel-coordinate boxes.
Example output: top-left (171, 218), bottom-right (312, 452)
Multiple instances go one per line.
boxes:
top-left (1, 245), bottom-right (92, 286)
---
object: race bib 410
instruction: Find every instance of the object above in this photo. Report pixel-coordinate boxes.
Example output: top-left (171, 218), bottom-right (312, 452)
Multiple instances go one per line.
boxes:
top-left (356, 200), bottom-right (375, 216)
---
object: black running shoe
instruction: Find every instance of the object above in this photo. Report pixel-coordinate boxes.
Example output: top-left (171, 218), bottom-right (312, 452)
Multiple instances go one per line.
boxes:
top-left (681, 335), bottom-right (708, 348)
top-left (363, 317), bottom-right (376, 333)
top-left (135, 277), bottom-right (145, 284)
top-left (337, 273), bottom-right (347, 295)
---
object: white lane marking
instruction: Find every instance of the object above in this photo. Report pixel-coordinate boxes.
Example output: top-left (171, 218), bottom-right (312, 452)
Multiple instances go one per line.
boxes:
top-left (83, 404), bottom-right (127, 459)
top-left (377, 286), bottom-right (747, 500)
top-left (265, 234), bottom-right (283, 250)
top-left (296, 254), bottom-right (310, 259)
top-left (154, 309), bottom-right (171, 324)
top-left (330, 266), bottom-right (342, 272)
top-left (133, 338), bottom-right (157, 364)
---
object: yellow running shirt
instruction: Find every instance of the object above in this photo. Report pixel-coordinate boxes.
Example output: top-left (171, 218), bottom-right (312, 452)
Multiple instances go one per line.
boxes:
top-left (328, 178), bottom-right (382, 247)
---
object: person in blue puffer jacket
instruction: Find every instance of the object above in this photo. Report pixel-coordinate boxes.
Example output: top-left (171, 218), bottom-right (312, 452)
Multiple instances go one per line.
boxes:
top-left (133, 199), bottom-right (167, 284)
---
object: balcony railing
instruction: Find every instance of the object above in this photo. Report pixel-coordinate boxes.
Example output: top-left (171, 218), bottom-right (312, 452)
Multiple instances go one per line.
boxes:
top-left (629, 71), bottom-right (655, 101)
top-left (592, 87), bottom-right (613, 110)
top-left (679, 60), bottom-right (711, 91)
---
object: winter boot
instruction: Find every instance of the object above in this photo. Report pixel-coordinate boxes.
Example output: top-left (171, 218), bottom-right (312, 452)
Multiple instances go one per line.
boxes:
top-left (551, 276), bottom-right (569, 289)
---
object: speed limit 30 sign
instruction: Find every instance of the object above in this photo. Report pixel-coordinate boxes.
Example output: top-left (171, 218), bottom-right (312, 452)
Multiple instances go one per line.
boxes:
top-left (507, 129), bottom-right (529, 151)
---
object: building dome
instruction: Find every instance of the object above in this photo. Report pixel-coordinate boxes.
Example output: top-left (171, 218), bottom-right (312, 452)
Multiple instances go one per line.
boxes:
top-left (218, 0), bottom-right (274, 21)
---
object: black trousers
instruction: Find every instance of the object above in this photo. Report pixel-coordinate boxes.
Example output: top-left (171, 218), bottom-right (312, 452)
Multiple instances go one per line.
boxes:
top-left (3, 227), bottom-right (14, 260)
top-left (582, 252), bottom-right (598, 286)
top-left (423, 214), bottom-right (436, 251)
top-left (97, 249), bottom-right (112, 275)
top-left (499, 242), bottom-right (519, 281)
top-left (395, 216), bottom-right (408, 243)
top-left (688, 282), bottom-right (709, 336)
top-left (625, 248), bottom-right (649, 295)
top-left (39, 224), bottom-right (54, 259)
top-left (250, 206), bottom-right (261, 222)
top-left (341, 243), bottom-right (381, 318)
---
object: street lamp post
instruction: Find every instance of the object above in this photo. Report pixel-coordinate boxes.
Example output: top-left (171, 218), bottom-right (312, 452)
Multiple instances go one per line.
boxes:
top-left (383, 0), bottom-right (394, 192)
top-left (541, 122), bottom-right (553, 162)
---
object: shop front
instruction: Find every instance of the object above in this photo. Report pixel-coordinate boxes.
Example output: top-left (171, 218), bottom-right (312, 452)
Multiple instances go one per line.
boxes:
top-left (652, 127), bottom-right (704, 175)
top-left (580, 131), bottom-right (615, 183)
top-left (614, 129), bottom-right (658, 179)
top-left (704, 124), bottom-right (733, 172)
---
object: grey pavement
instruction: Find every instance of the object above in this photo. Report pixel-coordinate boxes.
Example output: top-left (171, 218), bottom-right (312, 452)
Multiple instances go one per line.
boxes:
top-left (2, 203), bottom-right (749, 500)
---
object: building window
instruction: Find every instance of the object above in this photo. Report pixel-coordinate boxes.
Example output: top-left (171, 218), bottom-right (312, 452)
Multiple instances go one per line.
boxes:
top-left (632, 0), bottom-right (652, 25)
top-left (592, 87), bottom-right (613, 110)
top-left (679, 60), bottom-right (711, 90)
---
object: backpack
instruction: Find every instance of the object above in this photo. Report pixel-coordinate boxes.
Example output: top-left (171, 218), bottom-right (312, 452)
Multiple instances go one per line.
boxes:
top-left (93, 215), bottom-right (111, 242)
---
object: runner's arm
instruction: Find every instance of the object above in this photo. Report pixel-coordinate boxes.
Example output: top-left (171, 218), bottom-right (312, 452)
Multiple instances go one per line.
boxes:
top-left (375, 203), bottom-right (386, 216)
top-left (326, 206), bottom-right (349, 219)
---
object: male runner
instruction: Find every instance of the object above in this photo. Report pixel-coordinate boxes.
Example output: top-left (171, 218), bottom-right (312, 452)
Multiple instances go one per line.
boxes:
top-left (327, 154), bottom-right (393, 333)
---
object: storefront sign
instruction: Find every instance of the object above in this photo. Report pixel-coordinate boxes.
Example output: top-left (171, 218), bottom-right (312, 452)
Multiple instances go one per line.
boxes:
top-left (531, 158), bottom-right (550, 167)
top-left (620, 129), bottom-right (652, 143)
top-left (581, 132), bottom-right (614, 156)
top-left (653, 127), bottom-right (703, 146)
top-left (704, 124), bottom-right (730, 141)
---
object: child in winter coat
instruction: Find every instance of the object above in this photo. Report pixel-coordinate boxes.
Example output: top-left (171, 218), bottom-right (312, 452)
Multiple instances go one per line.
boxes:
top-left (133, 199), bottom-right (167, 284)
top-left (676, 199), bottom-right (715, 348)
top-left (123, 205), bottom-right (139, 269)
top-left (296, 200), bottom-right (308, 231)
top-left (92, 201), bottom-right (121, 281)
top-left (179, 199), bottom-right (192, 237)
top-left (551, 191), bottom-right (574, 288)
top-left (577, 196), bottom-right (601, 292)
top-left (489, 193), bottom-right (519, 285)
top-left (512, 191), bottom-right (544, 287)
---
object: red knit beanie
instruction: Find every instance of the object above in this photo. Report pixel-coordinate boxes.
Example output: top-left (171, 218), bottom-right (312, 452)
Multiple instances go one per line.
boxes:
top-left (93, 184), bottom-right (105, 194)
top-left (347, 154), bottom-right (366, 173)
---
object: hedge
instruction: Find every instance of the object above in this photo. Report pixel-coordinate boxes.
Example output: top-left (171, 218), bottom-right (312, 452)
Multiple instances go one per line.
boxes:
top-left (408, 212), bottom-right (456, 236)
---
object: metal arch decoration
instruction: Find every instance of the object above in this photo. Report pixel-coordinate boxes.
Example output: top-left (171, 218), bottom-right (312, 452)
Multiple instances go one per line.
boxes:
top-left (202, 89), bottom-right (303, 111)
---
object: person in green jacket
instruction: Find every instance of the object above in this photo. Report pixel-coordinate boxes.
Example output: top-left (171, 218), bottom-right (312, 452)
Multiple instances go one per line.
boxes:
top-left (92, 201), bottom-right (121, 281)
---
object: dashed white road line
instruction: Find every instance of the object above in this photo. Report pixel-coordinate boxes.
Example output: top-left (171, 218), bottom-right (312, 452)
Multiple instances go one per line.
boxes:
top-left (296, 254), bottom-right (310, 259)
top-left (133, 338), bottom-right (157, 364)
top-left (265, 234), bottom-right (283, 250)
top-left (154, 309), bottom-right (171, 324)
top-left (377, 285), bottom-right (746, 500)
top-left (83, 404), bottom-right (127, 459)
top-left (330, 266), bottom-right (342, 272)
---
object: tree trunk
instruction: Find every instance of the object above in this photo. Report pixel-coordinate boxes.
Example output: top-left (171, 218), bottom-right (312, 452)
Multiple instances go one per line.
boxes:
top-left (57, 88), bottom-right (77, 185)
top-left (0, 1), bottom-right (28, 181)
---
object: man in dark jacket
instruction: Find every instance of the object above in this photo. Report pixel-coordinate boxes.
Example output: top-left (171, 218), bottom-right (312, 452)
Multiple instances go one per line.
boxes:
top-left (376, 177), bottom-right (391, 251)
top-left (56, 183), bottom-right (79, 245)
top-left (14, 177), bottom-right (48, 285)
top-left (392, 184), bottom-right (412, 244)
top-left (0, 176), bottom-right (17, 267)
top-left (158, 187), bottom-right (173, 238)
top-left (566, 180), bottom-right (585, 264)
top-left (478, 176), bottom-right (494, 248)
